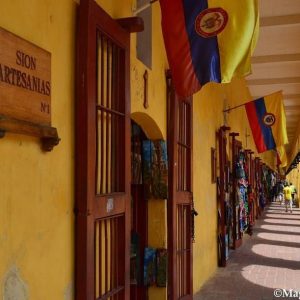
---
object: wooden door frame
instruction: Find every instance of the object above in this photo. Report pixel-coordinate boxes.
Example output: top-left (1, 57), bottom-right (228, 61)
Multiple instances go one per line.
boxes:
top-left (75, 1), bottom-right (132, 299)
top-left (130, 121), bottom-right (148, 300)
top-left (167, 73), bottom-right (193, 300)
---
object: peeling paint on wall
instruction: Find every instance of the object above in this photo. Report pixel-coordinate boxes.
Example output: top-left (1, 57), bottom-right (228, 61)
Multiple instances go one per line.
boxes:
top-left (3, 265), bottom-right (28, 300)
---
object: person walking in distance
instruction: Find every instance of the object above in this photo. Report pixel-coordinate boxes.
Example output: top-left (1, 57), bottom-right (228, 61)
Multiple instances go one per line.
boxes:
top-left (283, 182), bottom-right (293, 213)
top-left (290, 182), bottom-right (297, 206)
top-left (277, 181), bottom-right (284, 205)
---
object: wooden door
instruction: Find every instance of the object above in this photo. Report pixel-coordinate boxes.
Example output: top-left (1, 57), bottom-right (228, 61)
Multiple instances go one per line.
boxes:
top-left (130, 121), bottom-right (148, 300)
top-left (167, 75), bottom-right (193, 300)
top-left (230, 133), bottom-right (243, 249)
top-left (76, 1), bottom-right (131, 299)
top-left (217, 126), bottom-right (230, 267)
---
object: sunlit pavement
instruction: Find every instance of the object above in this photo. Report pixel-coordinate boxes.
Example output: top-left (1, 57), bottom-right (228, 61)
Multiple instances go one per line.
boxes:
top-left (194, 202), bottom-right (300, 300)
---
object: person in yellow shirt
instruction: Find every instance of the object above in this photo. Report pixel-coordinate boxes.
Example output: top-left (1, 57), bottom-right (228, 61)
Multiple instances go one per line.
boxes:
top-left (283, 183), bottom-right (293, 213)
top-left (290, 183), bottom-right (297, 205)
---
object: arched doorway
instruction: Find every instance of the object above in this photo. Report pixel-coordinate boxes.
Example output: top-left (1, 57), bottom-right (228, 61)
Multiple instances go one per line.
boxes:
top-left (130, 113), bottom-right (167, 300)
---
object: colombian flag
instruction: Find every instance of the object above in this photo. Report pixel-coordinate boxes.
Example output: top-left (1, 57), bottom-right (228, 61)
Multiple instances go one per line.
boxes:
top-left (245, 91), bottom-right (288, 153)
top-left (159, 0), bottom-right (259, 98)
top-left (276, 145), bottom-right (287, 168)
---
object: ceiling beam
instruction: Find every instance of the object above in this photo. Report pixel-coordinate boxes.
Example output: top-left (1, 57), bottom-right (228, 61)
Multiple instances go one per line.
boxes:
top-left (251, 54), bottom-right (300, 64)
top-left (247, 77), bottom-right (300, 85)
top-left (285, 105), bottom-right (300, 110)
top-left (260, 14), bottom-right (300, 27)
top-left (284, 94), bottom-right (300, 100)
top-left (251, 94), bottom-right (300, 100)
top-left (251, 94), bottom-right (300, 101)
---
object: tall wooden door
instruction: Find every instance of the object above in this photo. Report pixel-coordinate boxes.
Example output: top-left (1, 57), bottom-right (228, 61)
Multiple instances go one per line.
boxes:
top-left (76, 1), bottom-right (131, 299)
top-left (230, 133), bottom-right (243, 249)
top-left (217, 126), bottom-right (230, 267)
top-left (167, 75), bottom-right (193, 300)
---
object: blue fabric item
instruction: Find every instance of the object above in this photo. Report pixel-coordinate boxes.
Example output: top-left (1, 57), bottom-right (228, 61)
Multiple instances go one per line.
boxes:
top-left (143, 247), bottom-right (156, 286)
top-left (254, 98), bottom-right (276, 149)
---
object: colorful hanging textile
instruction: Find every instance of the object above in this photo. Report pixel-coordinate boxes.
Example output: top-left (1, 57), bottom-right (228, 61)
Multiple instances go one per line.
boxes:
top-left (159, 0), bottom-right (259, 97)
top-left (131, 123), bottom-right (143, 184)
top-left (143, 247), bottom-right (156, 286)
top-left (142, 140), bottom-right (168, 199)
top-left (235, 151), bottom-right (249, 233)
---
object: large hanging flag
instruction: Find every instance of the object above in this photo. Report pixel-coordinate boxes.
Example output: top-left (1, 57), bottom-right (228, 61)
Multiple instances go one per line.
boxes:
top-left (245, 91), bottom-right (288, 153)
top-left (159, 0), bottom-right (259, 98)
top-left (276, 145), bottom-right (287, 168)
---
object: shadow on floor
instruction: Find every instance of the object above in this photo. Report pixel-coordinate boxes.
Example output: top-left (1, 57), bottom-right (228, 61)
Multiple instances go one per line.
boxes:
top-left (194, 202), bottom-right (300, 300)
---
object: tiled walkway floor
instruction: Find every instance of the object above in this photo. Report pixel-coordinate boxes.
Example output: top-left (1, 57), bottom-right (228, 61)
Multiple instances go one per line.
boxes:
top-left (194, 202), bottom-right (300, 300)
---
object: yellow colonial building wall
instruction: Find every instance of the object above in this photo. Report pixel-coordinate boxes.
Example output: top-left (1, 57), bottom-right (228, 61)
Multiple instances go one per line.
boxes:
top-left (0, 1), bottom-right (278, 299)
top-left (192, 78), bottom-right (276, 292)
top-left (192, 82), bottom-right (224, 291)
top-left (0, 0), bottom-right (77, 299)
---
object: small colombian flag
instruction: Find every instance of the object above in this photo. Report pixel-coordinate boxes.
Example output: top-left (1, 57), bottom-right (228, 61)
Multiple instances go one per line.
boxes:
top-left (245, 91), bottom-right (288, 153)
top-left (159, 0), bottom-right (259, 98)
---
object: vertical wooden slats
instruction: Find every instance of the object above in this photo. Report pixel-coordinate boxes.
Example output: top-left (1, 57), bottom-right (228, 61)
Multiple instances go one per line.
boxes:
top-left (176, 204), bottom-right (191, 298)
top-left (76, 3), bottom-right (131, 299)
top-left (110, 219), bottom-right (114, 295)
top-left (99, 222), bottom-right (102, 297)
top-left (104, 220), bottom-right (108, 293)
top-left (105, 39), bottom-right (110, 194)
top-left (100, 34), bottom-right (105, 194)
top-left (95, 216), bottom-right (125, 300)
top-left (110, 43), bottom-right (116, 194)
top-left (167, 74), bottom-right (193, 300)
top-left (96, 32), bottom-right (125, 195)
top-left (183, 102), bottom-right (185, 190)
top-left (175, 100), bottom-right (192, 298)
top-left (176, 101), bottom-right (191, 192)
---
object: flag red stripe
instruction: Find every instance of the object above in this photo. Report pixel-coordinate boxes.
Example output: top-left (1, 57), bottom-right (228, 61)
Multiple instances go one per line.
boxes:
top-left (160, 0), bottom-right (200, 97)
top-left (245, 101), bottom-right (267, 153)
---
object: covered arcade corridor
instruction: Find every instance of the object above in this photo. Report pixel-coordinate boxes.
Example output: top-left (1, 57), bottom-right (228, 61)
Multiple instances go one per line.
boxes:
top-left (195, 202), bottom-right (300, 300)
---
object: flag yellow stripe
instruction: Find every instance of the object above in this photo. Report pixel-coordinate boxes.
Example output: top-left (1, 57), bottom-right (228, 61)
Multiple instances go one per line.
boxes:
top-left (208, 0), bottom-right (259, 82)
top-left (264, 91), bottom-right (288, 147)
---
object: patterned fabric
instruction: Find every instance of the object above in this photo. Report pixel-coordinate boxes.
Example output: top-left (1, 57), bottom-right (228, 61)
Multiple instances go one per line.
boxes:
top-left (143, 247), bottom-right (156, 286)
top-left (143, 140), bottom-right (168, 199)
top-left (131, 123), bottom-right (143, 184)
top-left (235, 151), bottom-right (249, 233)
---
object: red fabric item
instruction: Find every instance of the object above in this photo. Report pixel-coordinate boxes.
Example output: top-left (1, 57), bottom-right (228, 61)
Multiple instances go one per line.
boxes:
top-left (160, 0), bottom-right (201, 98)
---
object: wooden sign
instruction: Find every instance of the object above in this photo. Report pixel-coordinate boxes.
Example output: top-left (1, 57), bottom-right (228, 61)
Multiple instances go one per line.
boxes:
top-left (0, 27), bottom-right (59, 151)
top-left (0, 26), bottom-right (51, 124)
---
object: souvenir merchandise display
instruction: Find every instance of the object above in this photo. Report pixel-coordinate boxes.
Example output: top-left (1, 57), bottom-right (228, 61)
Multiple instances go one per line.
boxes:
top-left (142, 140), bottom-right (168, 199)
top-left (225, 190), bottom-right (233, 257)
top-left (235, 151), bottom-right (250, 234)
top-left (217, 126), bottom-right (231, 267)
top-left (143, 247), bottom-right (157, 286)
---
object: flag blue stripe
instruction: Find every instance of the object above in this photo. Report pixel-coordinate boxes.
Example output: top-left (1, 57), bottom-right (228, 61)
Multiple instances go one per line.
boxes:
top-left (182, 0), bottom-right (221, 86)
top-left (254, 98), bottom-right (276, 150)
